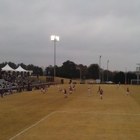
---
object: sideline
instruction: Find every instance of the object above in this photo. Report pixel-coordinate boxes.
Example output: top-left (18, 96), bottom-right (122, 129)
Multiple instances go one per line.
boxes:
top-left (9, 111), bottom-right (55, 140)
top-left (55, 110), bottom-right (140, 116)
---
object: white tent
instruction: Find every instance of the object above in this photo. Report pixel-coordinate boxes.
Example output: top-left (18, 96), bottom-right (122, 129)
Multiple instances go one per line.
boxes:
top-left (15, 66), bottom-right (27, 72)
top-left (1, 64), bottom-right (15, 71)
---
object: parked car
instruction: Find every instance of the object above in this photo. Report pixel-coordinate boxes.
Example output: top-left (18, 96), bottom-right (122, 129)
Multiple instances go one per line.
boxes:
top-left (106, 81), bottom-right (114, 84)
top-left (87, 81), bottom-right (94, 84)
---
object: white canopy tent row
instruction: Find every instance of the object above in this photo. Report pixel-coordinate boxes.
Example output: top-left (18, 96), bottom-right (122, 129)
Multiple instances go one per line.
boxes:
top-left (1, 64), bottom-right (33, 75)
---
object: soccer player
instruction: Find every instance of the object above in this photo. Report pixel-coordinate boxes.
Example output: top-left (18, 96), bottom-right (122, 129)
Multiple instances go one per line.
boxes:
top-left (69, 85), bottom-right (73, 94)
top-left (41, 84), bottom-right (47, 93)
top-left (63, 89), bottom-right (68, 98)
top-left (72, 84), bottom-right (75, 91)
top-left (100, 89), bottom-right (103, 99)
top-left (57, 85), bottom-right (62, 92)
top-left (117, 82), bottom-right (120, 89)
top-left (88, 85), bottom-right (91, 97)
top-left (126, 87), bottom-right (129, 96)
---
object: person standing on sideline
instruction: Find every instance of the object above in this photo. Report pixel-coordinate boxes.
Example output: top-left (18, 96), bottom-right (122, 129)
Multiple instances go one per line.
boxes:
top-left (0, 89), bottom-right (4, 98)
top-left (126, 87), bottom-right (129, 96)
top-left (100, 89), bottom-right (103, 99)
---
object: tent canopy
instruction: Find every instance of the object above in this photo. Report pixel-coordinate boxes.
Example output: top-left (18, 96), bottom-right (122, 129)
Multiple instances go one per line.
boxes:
top-left (15, 66), bottom-right (27, 72)
top-left (1, 64), bottom-right (15, 71)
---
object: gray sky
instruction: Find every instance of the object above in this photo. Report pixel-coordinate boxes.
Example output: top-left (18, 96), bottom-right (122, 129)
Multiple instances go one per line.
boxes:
top-left (0, 0), bottom-right (140, 71)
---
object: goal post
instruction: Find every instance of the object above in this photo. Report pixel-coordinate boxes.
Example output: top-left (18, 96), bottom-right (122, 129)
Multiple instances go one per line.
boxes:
top-left (131, 79), bottom-right (140, 85)
top-left (134, 64), bottom-right (140, 85)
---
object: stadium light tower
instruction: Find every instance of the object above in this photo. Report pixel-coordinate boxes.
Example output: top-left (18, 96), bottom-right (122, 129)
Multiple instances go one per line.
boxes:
top-left (99, 55), bottom-right (101, 81)
top-left (136, 63), bottom-right (140, 84)
top-left (107, 60), bottom-right (109, 81)
top-left (51, 35), bottom-right (59, 81)
top-left (125, 67), bottom-right (127, 84)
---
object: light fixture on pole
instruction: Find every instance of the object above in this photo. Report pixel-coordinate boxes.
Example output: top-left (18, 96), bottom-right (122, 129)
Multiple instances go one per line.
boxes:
top-left (51, 35), bottom-right (59, 81)
top-left (107, 60), bottom-right (109, 81)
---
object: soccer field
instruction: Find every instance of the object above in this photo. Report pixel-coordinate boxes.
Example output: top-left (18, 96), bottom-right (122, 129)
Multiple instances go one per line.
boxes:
top-left (0, 84), bottom-right (140, 140)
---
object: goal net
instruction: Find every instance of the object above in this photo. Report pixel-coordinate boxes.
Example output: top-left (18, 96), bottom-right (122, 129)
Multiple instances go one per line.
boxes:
top-left (131, 79), bottom-right (140, 85)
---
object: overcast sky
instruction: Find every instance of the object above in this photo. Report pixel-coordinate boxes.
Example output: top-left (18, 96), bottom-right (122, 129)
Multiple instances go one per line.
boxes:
top-left (0, 0), bottom-right (140, 71)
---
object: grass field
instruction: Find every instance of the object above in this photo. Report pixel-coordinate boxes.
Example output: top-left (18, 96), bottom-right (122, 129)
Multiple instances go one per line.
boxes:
top-left (0, 84), bottom-right (140, 140)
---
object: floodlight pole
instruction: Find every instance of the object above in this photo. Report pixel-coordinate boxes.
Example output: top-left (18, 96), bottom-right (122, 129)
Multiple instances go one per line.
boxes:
top-left (125, 67), bottom-right (127, 84)
top-left (136, 63), bottom-right (140, 84)
top-left (80, 68), bottom-right (82, 80)
top-left (99, 55), bottom-right (101, 80)
top-left (51, 35), bottom-right (59, 82)
top-left (54, 41), bottom-right (56, 79)
top-left (107, 60), bottom-right (109, 81)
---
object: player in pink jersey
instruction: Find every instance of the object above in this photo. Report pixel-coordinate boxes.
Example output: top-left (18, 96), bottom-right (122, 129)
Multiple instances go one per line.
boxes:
top-left (100, 89), bottom-right (103, 99)
top-left (126, 87), bottom-right (129, 96)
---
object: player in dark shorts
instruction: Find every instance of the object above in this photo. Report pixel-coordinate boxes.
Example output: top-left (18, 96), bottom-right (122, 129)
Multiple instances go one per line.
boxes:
top-left (0, 89), bottom-right (4, 98)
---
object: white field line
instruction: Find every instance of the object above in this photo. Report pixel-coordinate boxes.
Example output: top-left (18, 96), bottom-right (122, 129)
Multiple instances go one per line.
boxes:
top-left (9, 110), bottom-right (140, 140)
top-left (55, 110), bottom-right (140, 116)
top-left (9, 111), bottom-right (55, 140)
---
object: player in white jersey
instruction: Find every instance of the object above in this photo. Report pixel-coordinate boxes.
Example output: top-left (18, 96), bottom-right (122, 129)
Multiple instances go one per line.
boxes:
top-left (88, 85), bottom-right (91, 97)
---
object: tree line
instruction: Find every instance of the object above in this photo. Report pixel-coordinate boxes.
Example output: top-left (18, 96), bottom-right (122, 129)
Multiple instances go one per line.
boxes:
top-left (0, 61), bottom-right (138, 84)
